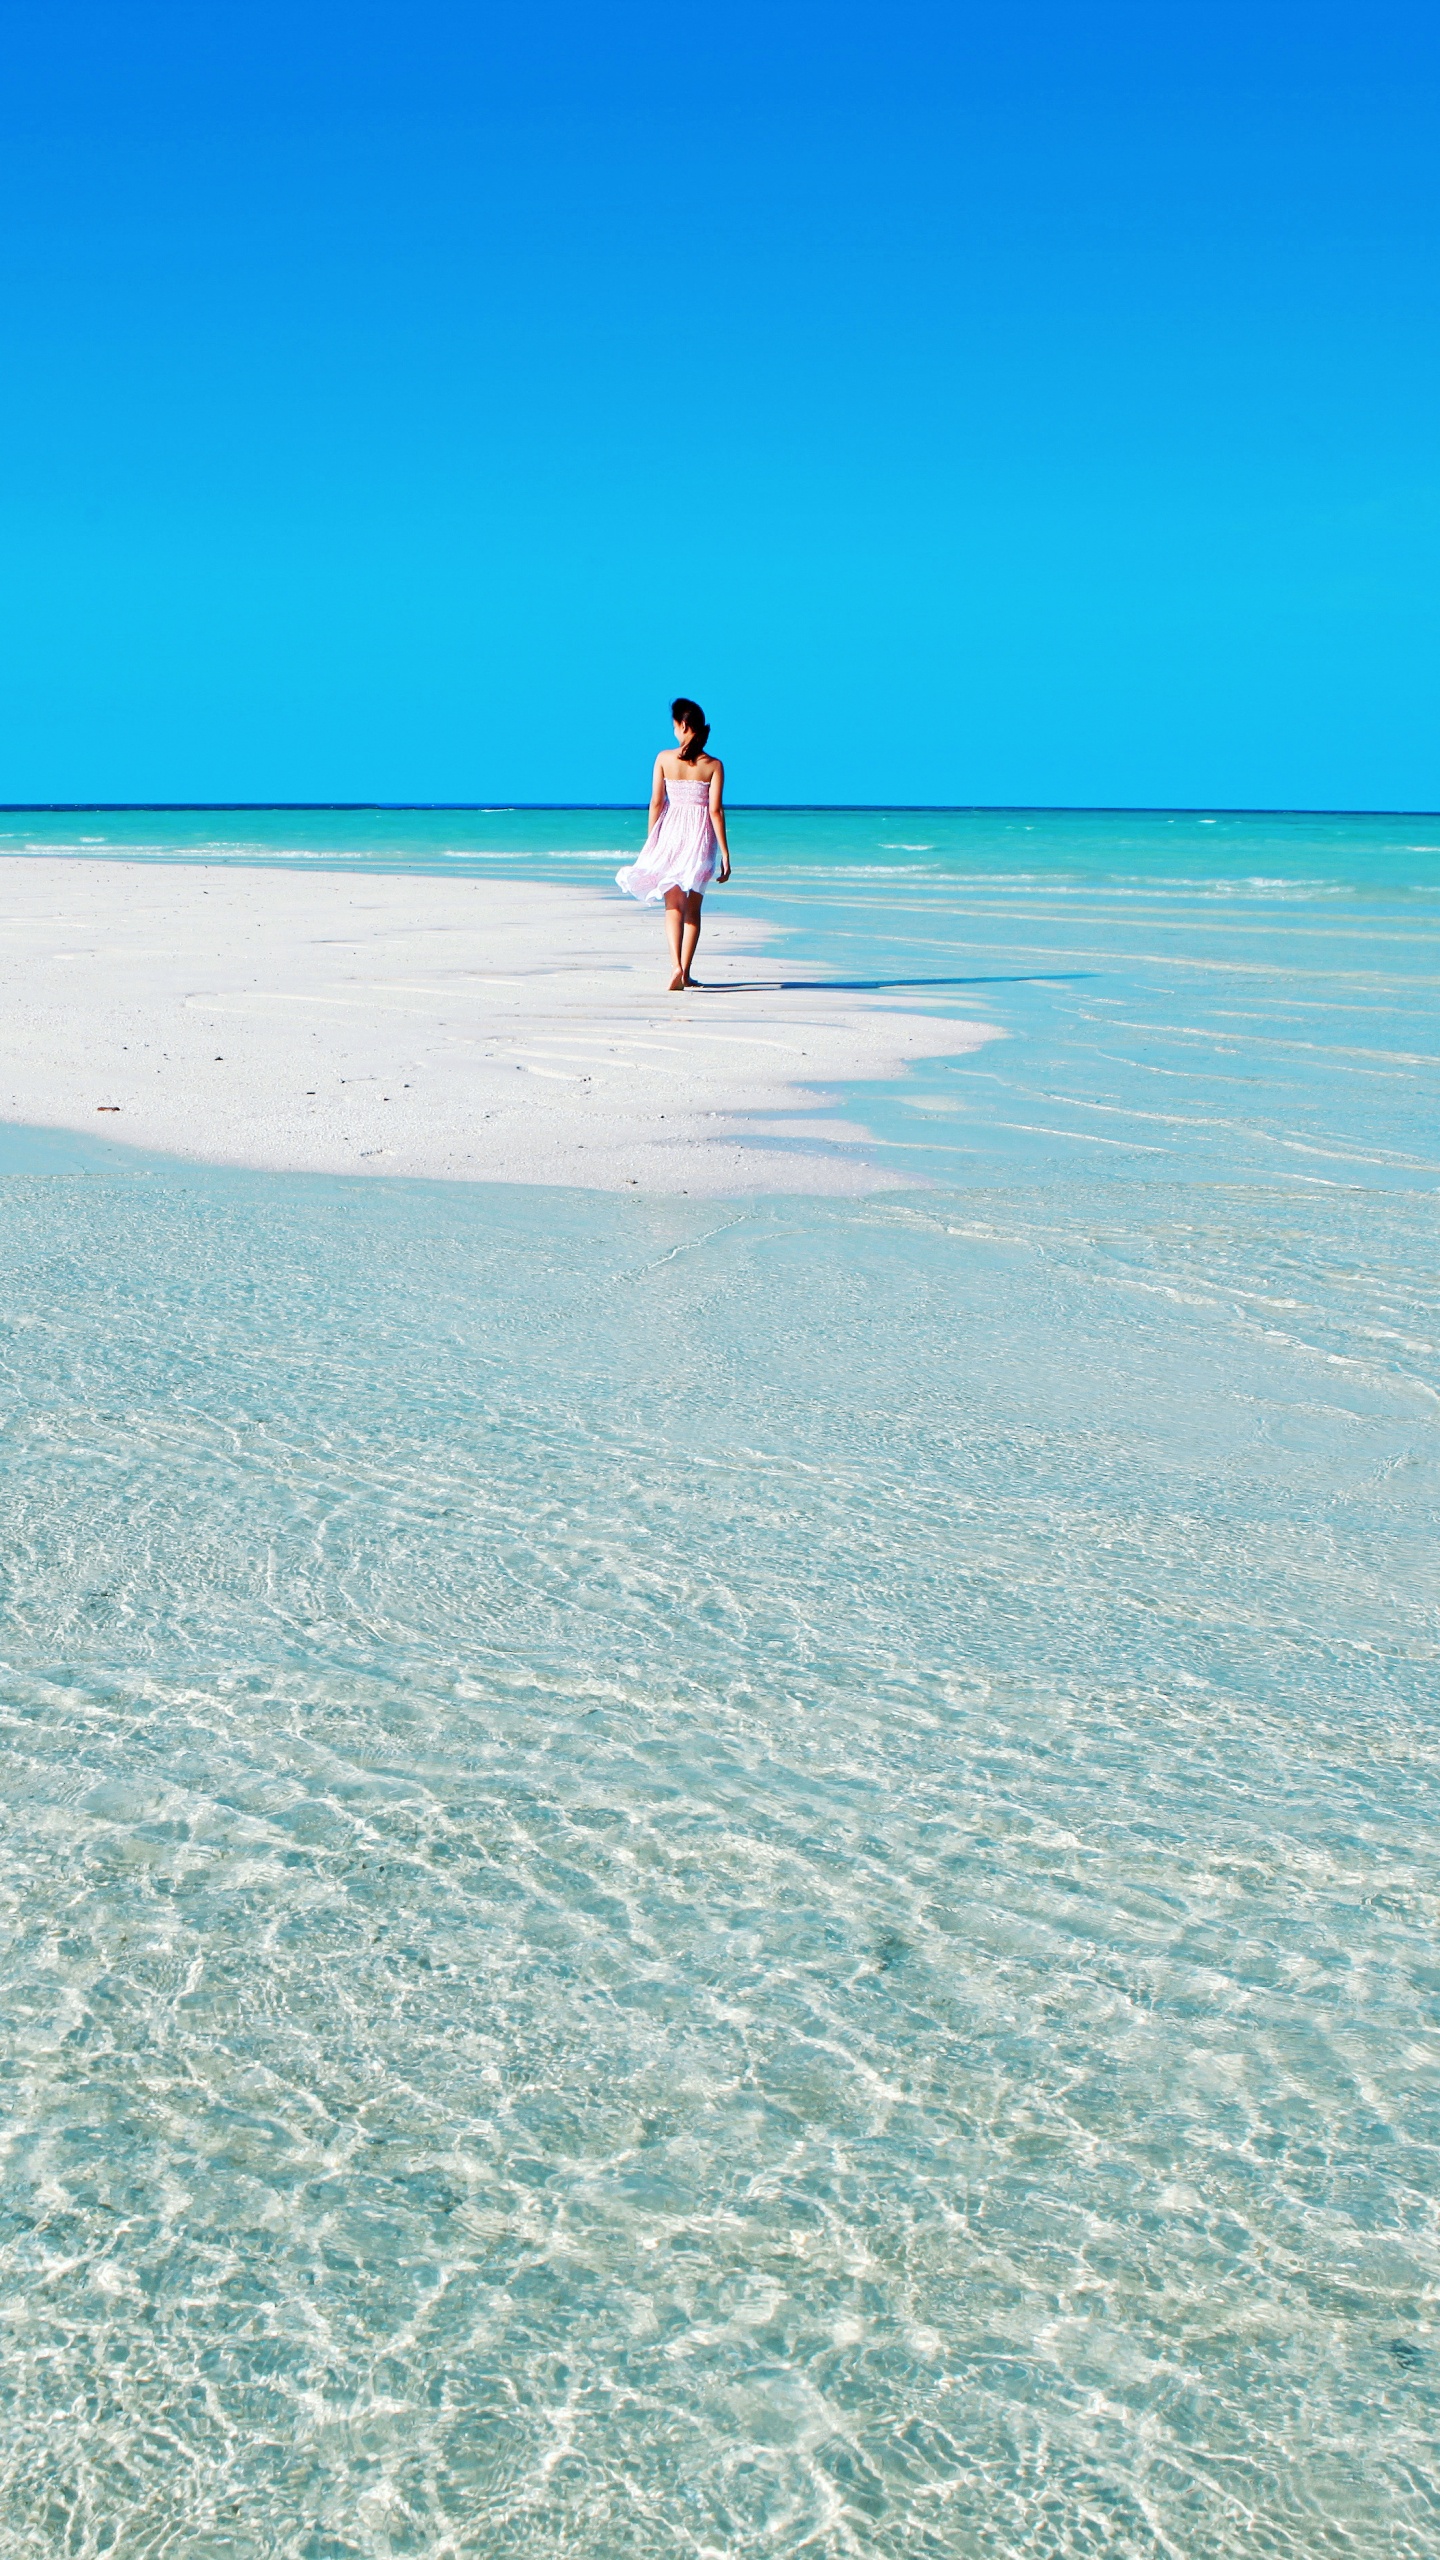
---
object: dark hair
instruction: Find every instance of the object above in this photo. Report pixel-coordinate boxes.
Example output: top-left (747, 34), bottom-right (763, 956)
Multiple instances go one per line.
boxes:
top-left (671, 697), bottom-right (710, 761)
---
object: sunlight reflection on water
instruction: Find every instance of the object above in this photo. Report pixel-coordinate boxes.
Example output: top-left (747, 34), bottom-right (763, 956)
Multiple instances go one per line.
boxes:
top-left (0, 1149), bottom-right (1436, 2556)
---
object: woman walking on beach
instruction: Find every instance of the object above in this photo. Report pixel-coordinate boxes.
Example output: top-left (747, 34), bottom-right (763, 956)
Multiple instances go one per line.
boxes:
top-left (616, 698), bottom-right (731, 989)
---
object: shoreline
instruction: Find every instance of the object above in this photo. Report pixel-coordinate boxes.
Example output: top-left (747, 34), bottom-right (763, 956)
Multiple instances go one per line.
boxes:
top-left (0, 858), bottom-right (996, 1195)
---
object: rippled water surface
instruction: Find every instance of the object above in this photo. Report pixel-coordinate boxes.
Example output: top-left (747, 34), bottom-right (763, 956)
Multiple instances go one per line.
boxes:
top-left (1, 809), bottom-right (1438, 2556)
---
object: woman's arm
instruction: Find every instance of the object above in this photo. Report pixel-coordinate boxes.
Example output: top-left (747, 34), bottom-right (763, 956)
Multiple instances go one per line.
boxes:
top-left (709, 759), bottom-right (731, 881)
top-left (646, 754), bottom-right (666, 835)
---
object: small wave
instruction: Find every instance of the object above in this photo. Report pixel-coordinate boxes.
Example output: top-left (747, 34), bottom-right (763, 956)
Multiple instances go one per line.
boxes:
top-left (1095, 873), bottom-right (1357, 898)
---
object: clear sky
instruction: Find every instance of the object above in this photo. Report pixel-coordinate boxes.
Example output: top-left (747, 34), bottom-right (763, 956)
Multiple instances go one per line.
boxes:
top-left (2, 1), bottom-right (1436, 807)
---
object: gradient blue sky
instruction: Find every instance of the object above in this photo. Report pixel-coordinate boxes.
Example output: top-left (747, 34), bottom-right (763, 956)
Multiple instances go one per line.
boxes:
top-left (2, 1), bottom-right (1436, 805)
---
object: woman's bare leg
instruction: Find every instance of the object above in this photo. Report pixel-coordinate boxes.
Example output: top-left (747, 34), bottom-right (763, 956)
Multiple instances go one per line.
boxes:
top-left (680, 892), bottom-right (703, 985)
top-left (663, 890), bottom-right (685, 990)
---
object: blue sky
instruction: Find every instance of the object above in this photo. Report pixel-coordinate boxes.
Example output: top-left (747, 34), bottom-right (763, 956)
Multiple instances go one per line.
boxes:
top-left (2, 1), bottom-right (1436, 805)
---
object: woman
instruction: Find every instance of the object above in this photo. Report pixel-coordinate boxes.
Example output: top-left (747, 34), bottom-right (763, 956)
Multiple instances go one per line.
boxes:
top-left (616, 697), bottom-right (731, 989)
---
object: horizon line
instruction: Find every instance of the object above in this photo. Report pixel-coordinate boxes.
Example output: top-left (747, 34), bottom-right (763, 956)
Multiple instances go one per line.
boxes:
top-left (3, 802), bottom-right (1438, 820)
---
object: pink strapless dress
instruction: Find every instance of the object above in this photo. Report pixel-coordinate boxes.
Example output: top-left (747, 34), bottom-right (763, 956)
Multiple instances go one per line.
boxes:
top-left (616, 777), bottom-right (720, 903)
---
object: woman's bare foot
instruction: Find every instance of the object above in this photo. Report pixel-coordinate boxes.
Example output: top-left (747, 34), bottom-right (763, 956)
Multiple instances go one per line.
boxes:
top-left (668, 968), bottom-right (685, 991)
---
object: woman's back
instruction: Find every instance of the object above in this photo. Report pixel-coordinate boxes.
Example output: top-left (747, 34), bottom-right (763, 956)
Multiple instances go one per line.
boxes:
top-left (657, 750), bottom-right (720, 784)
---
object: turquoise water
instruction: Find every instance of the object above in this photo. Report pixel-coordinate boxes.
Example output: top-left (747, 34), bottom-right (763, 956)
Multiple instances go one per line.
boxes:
top-left (4, 800), bottom-right (1437, 894)
top-left (1, 812), bottom-right (1437, 2555)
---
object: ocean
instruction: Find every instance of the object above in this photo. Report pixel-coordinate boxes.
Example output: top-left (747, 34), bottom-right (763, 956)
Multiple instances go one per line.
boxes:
top-left (1, 808), bottom-right (1436, 2555)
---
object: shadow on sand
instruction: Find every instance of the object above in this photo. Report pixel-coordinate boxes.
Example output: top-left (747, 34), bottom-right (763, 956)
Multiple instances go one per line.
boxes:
top-left (687, 971), bottom-right (1096, 994)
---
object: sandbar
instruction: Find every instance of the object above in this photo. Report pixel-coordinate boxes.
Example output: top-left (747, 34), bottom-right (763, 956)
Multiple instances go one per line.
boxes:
top-left (0, 858), bottom-right (996, 1192)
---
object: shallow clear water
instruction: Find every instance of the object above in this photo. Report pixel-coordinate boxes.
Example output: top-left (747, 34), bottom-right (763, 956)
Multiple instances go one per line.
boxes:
top-left (1, 811), bottom-right (1437, 2555)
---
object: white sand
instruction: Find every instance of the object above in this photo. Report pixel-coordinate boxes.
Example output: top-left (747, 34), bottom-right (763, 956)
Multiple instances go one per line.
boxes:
top-left (0, 859), bottom-right (996, 1192)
